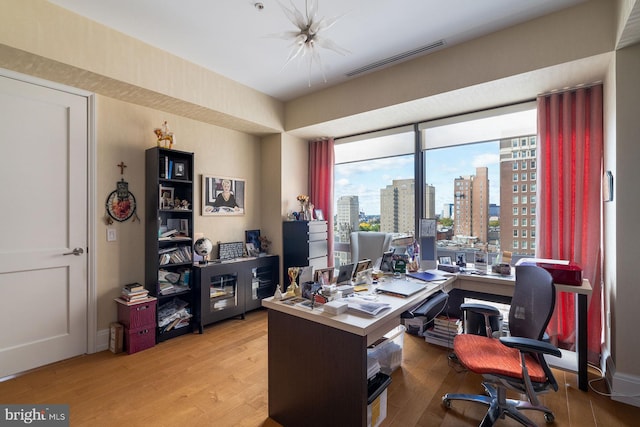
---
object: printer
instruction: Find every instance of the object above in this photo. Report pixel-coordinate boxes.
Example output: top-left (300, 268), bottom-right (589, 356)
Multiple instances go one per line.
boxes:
top-left (515, 258), bottom-right (583, 286)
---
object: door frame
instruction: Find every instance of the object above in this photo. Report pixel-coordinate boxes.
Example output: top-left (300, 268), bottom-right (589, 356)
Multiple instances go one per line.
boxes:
top-left (1, 68), bottom-right (98, 354)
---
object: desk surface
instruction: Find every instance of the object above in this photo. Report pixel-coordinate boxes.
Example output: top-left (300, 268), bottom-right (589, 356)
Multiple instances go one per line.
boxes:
top-left (455, 271), bottom-right (592, 295)
top-left (262, 275), bottom-right (453, 339)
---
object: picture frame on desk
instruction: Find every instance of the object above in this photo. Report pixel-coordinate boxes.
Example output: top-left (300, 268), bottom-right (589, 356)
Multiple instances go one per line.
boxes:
top-left (245, 229), bottom-right (261, 251)
top-left (202, 175), bottom-right (245, 216)
top-left (314, 209), bottom-right (324, 221)
top-left (439, 256), bottom-right (452, 265)
top-left (314, 267), bottom-right (333, 286)
top-left (246, 242), bottom-right (259, 257)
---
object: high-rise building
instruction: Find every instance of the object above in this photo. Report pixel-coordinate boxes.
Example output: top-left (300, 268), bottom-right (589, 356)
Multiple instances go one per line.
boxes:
top-left (380, 179), bottom-right (415, 234)
top-left (442, 203), bottom-right (454, 219)
top-left (424, 184), bottom-right (436, 219)
top-left (453, 166), bottom-right (489, 243)
top-left (336, 195), bottom-right (360, 264)
top-left (499, 135), bottom-right (537, 255)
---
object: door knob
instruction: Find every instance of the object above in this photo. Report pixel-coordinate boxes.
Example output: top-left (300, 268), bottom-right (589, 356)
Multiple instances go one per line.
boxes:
top-left (63, 247), bottom-right (84, 256)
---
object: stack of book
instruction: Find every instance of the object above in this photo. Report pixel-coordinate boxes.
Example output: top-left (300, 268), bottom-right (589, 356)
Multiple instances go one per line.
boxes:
top-left (158, 269), bottom-right (190, 296)
top-left (424, 315), bottom-right (463, 348)
top-left (158, 245), bottom-right (192, 265)
top-left (118, 282), bottom-right (152, 305)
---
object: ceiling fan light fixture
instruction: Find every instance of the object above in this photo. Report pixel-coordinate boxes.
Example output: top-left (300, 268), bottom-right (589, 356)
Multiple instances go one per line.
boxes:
top-left (272, 0), bottom-right (349, 86)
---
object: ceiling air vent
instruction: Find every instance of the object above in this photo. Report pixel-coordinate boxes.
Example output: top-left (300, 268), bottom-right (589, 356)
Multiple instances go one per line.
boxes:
top-left (346, 39), bottom-right (446, 77)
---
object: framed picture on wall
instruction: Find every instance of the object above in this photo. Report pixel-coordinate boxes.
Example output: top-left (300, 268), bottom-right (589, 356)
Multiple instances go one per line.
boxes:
top-left (202, 175), bottom-right (245, 216)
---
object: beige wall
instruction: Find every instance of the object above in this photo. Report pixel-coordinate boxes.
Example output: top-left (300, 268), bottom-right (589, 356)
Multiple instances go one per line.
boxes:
top-left (3, 0), bottom-right (640, 403)
top-left (610, 42), bottom-right (640, 397)
top-left (0, 0), bottom-right (283, 135)
top-left (96, 95), bottom-right (265, 329)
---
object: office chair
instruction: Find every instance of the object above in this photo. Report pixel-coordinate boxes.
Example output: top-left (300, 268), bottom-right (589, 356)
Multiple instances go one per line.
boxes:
top-left (350, 231), bottom-right (393, 265)
top-left (442, 265), bottom-right (561, 426)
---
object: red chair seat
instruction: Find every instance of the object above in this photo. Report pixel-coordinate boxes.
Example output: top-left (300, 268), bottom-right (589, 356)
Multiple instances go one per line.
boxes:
top-left (454, 334), bottom-right (547, 383)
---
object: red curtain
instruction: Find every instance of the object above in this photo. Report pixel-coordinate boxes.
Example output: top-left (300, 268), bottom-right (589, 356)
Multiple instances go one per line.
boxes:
top-left (309, 138), bottom-right (335, 267)
top-left (537, 84), bottom-right (602, 363)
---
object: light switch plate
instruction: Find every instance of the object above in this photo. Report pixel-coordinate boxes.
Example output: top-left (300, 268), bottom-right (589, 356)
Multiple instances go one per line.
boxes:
top-left (107, 228), bottom-right (117, 242)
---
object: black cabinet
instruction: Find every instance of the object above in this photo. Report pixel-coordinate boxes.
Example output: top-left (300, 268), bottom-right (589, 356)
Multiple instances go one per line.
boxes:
top-left (282, 221), bottom-right (328, 283)
top-left (192, 255), bottom-right (278, 329)
top-left (145, 147), bottom-right (196, 342)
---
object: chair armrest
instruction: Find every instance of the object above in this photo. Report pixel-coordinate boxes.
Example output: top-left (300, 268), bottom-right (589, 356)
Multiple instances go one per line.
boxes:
top-left (499, 336), bottom-right (562, 358)
top-left (460, 303), bottom-right (501, 316)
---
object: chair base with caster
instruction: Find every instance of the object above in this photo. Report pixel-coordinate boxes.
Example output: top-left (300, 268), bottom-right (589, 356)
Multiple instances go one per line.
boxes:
top-left (443, 381), bottom-right (555, 427)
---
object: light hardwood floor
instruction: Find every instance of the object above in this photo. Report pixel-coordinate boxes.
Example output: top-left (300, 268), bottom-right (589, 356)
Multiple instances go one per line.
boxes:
top-left (1, 309), bottom-right (638, 426)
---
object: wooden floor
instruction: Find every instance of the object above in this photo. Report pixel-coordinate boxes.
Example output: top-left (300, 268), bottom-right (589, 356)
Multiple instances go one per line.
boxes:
top-left (1, 309), bottom-right (638, 426)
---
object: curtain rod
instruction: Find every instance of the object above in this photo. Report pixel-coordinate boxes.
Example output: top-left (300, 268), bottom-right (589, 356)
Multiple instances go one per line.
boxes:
top-left (537, 80), bottom-right (603, 98)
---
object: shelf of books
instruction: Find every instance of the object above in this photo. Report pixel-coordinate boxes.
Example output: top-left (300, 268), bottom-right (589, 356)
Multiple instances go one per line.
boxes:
top-left (145, 147), bottom-right (197, 343)
top-left (423, 315), bottom-right (462, 349)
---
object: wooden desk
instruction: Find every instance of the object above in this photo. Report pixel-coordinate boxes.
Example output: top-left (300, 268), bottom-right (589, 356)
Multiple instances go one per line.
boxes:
top-left (262, 277), bottom-right (452, 427)
top-left (454, 272), bottom-right (592, 391)
top-left (262, 272), bottom-right (592, 426)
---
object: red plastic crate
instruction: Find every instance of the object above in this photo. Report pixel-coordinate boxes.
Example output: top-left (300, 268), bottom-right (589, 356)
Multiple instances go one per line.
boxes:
top-left (117, 299), bottom-right (157, 329)
top-left (125, 327), bottom-right (155, 354)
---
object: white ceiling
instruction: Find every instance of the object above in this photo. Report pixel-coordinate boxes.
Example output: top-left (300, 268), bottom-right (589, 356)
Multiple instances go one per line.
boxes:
top-left (47, 0), bottom-right (587, 102)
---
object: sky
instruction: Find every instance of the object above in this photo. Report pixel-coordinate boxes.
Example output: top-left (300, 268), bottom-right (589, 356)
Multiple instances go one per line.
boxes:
top-left (334, 141), bottom-right (500, 216)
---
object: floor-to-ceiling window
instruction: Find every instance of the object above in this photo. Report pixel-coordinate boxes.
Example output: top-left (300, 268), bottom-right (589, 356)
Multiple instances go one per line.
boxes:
top-left (333, 102), bottom-right (537, 267)
top-left (419, 102), bottom-right (537, 265)
top-left (333, 126), bottom-right (415, 266)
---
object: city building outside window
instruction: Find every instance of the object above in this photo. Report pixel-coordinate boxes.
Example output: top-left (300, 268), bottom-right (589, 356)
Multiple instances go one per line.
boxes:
top-left (333, 103), bottom-right (538, 267)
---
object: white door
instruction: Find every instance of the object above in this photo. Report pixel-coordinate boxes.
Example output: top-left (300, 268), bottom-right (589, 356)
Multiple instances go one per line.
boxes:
top-left (0, 73), bottom-right (88, 378)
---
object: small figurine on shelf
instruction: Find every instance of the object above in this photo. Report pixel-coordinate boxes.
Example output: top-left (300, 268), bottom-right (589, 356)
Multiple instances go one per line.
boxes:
top-left (154, 120), bottom-right (175, 149)
top-left (305, 203), bottom-right (315, 221)
top-left (273, 284), bottom-right (283, 300)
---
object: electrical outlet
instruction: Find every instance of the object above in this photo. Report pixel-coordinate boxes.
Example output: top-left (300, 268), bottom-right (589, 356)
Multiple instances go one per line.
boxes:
top-left (107, 228), bottom-right (117, 242)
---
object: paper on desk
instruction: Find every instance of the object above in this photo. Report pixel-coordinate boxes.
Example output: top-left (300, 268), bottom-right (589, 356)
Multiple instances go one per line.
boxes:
top-left (346, 297), bottom-right (391, 316)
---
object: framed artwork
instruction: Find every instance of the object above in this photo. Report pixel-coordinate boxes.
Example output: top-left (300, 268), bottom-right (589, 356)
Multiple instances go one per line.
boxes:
top-left (314, 267), bottom-right (334, 285)
top-left (245, 242), bottom-right (259, 257)
top-left (245, 229), bottom-right (261, 252)
top-left (438, 256), bottom-right (452, 265)
top-left (173, 161), bottom-right (188, 180)
top-left (380, 250), bottom-right (394, 272)
top-left (353, 259), bottom-right (372, 280)
top-left (159, 185), bottom-right (174, 210)
top-left (455, 252), bottom-right (467, 266)
top-left (314, 209), bottom-right (324, 221)
top-left (202, 175), bottom-right (245, 216)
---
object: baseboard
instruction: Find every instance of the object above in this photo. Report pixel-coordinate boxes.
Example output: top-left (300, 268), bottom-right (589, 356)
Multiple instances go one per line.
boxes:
top-left (94, 328), bottom-right (110, 353)
top-left (604, 354), bottom-right (640, 408)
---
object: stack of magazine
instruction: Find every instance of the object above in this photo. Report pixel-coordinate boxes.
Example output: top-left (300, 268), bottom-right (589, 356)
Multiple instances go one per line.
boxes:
top-left (158, 245), bottom-right (192, 265)
top-left (345, 297), bottom-right (391, 317)
top-left (424, 315), bottom-right (462, 348)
